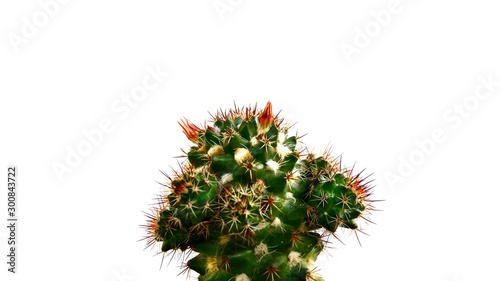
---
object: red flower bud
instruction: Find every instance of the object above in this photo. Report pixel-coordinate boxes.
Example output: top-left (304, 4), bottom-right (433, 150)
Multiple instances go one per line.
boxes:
top-left (258, 101), bottom-right (273, 134)
top-left (178, 118), bottom-right (201, 143)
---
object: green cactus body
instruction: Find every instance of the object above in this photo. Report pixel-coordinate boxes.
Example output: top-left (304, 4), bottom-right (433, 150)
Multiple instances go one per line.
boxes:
top-left (143, 102), bottom-right (374, 281)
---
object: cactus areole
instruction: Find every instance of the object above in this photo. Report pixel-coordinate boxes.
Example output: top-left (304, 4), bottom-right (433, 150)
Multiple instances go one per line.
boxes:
top-left (142, 102), bottom-right (375, 281)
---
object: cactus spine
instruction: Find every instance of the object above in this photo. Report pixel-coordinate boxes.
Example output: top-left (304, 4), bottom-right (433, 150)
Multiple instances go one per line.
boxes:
top-left (143, 102), bottom-right (374, 281)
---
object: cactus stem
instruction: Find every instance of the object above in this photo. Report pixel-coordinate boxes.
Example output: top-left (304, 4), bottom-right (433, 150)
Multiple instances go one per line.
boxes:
top-left (143, 102), bottom-right (377, 281)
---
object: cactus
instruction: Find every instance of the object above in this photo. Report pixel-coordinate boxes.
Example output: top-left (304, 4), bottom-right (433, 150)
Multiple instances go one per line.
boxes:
top-left (142, 102), bottom-right (375, 281)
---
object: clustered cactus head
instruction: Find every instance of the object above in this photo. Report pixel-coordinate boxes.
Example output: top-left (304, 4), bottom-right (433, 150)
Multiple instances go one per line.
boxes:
top-left (143, 102), bottom-right (375, 281)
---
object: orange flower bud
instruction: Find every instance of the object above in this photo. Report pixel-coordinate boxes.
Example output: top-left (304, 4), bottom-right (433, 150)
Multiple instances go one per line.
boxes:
top-left (257, 101), bottom-right (273, 134)
top-left (178, 118), bottom-right (201, 143)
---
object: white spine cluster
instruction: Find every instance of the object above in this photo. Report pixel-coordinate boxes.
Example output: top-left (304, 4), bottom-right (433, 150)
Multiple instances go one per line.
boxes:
top-left (278, 132), bottom-right (287, 143)
top-left (276, 143), bottom-right (292, 159)
top-left (221, 173), bottom-right (233, 184)
top-left (207, 145), bottom-right (224, 156)
top-left (285, 192), bottom-right (296, 203)
top-left (235, 273), bottom-right (251, 281)
top-left (288, 251), bottom-right (302, 267)
top-left (206, 257), bottom-right (218, 273)
top-left (250, 137), bottom-right (258, 146)
top-left (266, 160), bottom-right (280, 173)
top-left (234, 148), bottom-right (253, 165)
top-left (307, 258), bottom-right (316, 270)
top-left (254, 242), bottom-right (269, 256)
top-left (271, 217), bottom-right (282, 227)
top-left (212, 125), bottom-right (221, 135)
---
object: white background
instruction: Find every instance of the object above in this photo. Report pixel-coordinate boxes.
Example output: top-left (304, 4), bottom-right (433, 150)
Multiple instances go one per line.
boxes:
top-left (1, 1), bottom-right (500, 281)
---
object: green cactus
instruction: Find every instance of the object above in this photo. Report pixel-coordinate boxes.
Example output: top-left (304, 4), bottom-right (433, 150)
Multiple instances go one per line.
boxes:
top-left (143, 102), bottom-right (375, 281)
